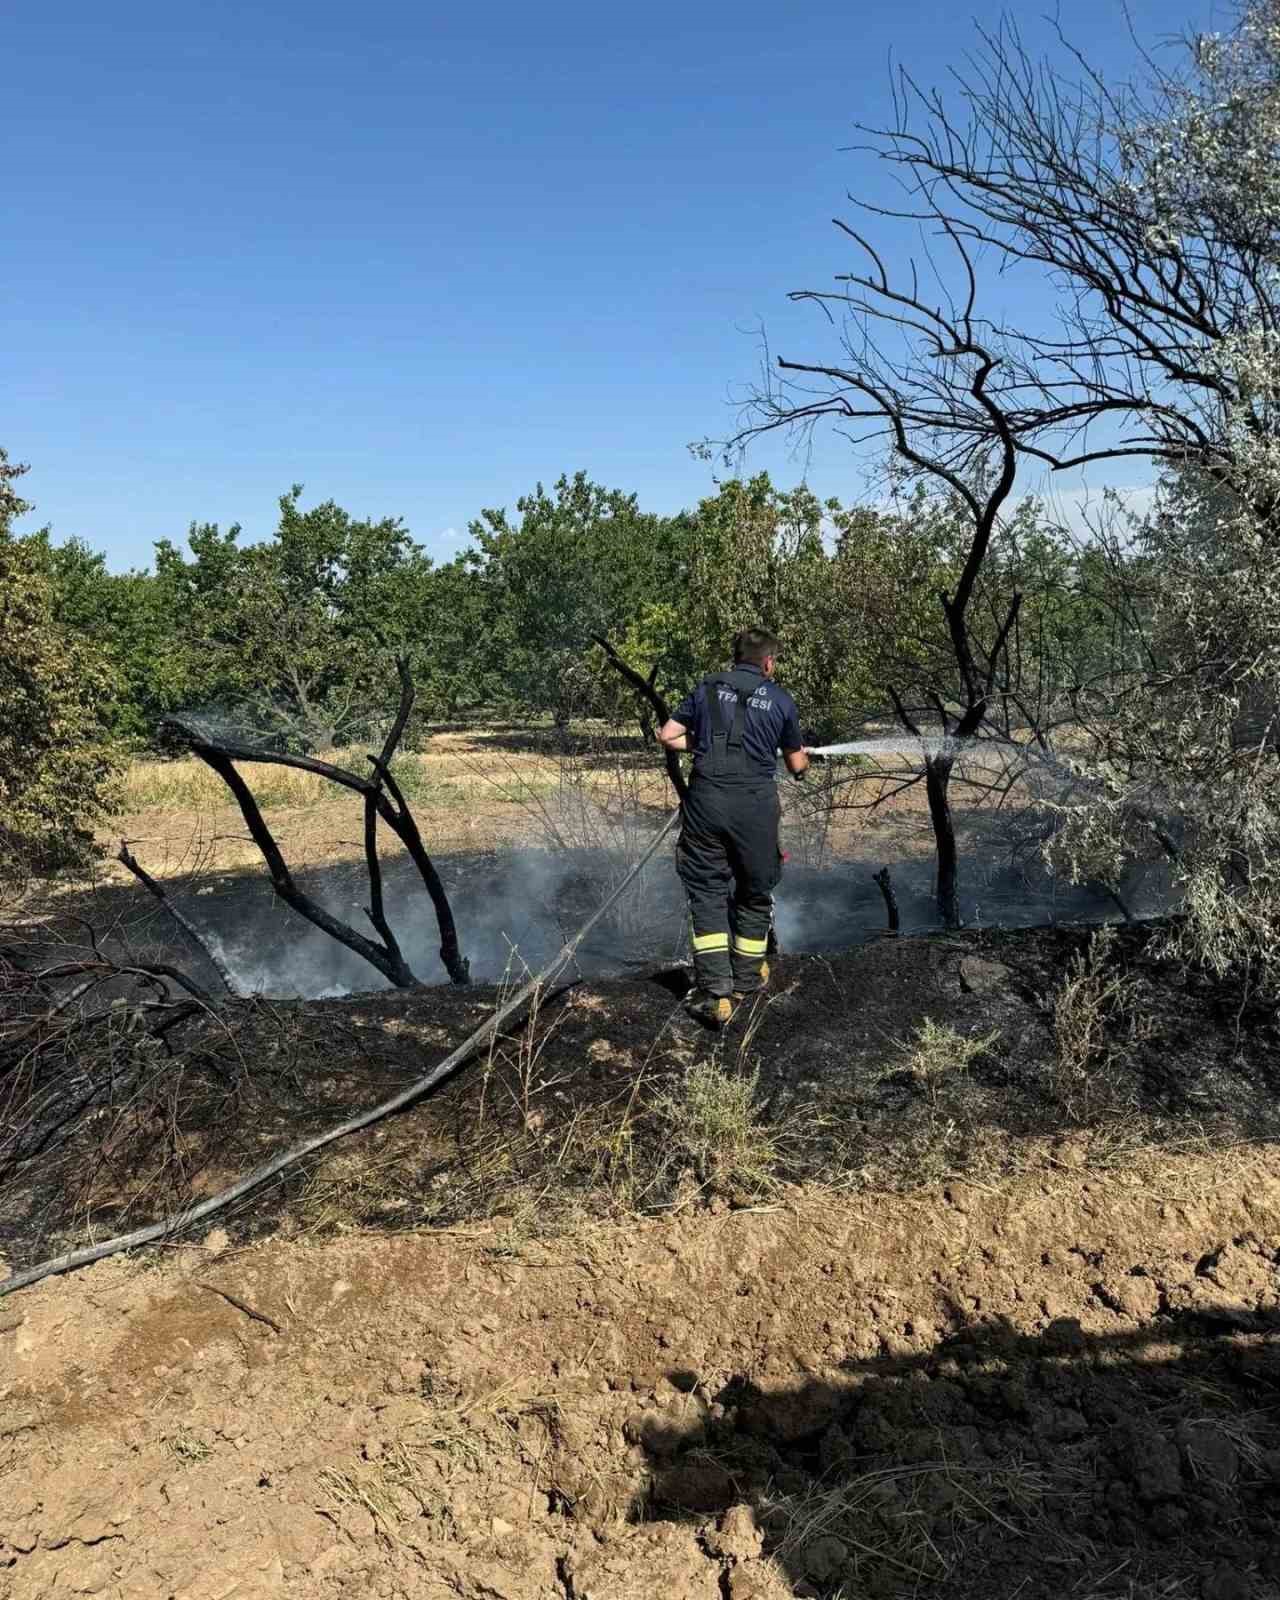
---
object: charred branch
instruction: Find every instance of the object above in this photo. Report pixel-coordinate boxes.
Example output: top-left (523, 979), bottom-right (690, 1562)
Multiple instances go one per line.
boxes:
top-left (164, 658), bottom-right (470, 988)
top-left (192, 744), bottom-right (419, 989)
top-left (591, 634), bottom-right (689, 802)
top-left (0, 952), bottom-right (210, 1083)
top-left (925, 755), bottom-right (962, 929)
top-left (872, 867), bottom-right (901, 934)
top-left (116, 842), bottom-right (241, 997)
top-left (361, 780), bottom-right (410, 980)
top-left (825, 17), bottom-right (1280, 535)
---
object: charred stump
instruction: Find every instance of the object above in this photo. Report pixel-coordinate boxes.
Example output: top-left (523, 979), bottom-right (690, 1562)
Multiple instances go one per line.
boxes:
top-left (872, 867), bottom-right (900, 935)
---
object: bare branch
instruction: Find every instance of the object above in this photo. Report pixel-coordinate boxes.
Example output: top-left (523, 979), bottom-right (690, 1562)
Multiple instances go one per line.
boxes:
top-left (117, 842), bottom-right (241, 998)
top-left (591, 634), bottom-right (688, 802)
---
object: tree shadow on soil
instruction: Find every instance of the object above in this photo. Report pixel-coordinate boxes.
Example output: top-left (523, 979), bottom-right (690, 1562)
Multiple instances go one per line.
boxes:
top-left (630, 1304), bottom-right (1280, 1599)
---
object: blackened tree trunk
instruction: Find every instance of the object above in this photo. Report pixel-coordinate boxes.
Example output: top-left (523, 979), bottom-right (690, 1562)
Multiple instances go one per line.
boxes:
top-left (924, 755), bottom-right (960, 928)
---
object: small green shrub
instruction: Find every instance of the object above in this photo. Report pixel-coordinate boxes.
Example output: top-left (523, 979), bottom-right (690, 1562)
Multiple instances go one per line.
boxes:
top-left (653, 1060), bottom-right (778, 1192)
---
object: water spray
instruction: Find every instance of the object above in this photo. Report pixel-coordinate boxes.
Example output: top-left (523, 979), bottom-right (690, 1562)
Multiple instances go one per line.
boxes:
top-left (805, 734), bottom-right (1086, 787)
top-left (807, 737), bottom-right (961, 760)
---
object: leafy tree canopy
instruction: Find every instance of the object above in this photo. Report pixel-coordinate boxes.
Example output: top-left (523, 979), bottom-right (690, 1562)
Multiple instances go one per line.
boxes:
top-left (0, 451), bottom-right (122, 875)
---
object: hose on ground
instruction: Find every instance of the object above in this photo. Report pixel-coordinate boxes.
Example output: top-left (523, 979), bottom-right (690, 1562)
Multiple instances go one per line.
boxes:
top-left (0, 810), bottom-right (681, 1300)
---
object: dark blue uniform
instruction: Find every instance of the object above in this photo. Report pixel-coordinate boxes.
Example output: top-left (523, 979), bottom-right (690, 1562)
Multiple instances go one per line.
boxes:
top-left (670, 669), bottom-right (804, 780)
top-left (670, 665), bottom-right (803, 998)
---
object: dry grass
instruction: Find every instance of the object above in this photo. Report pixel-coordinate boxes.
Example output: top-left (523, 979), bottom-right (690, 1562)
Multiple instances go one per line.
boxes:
top-left (762, 1456), bottom-right (1078, 1591)
top-left (319, 1433), bottom-right (474, 1543)
top-left (107, 716), bottom-right (971, 880)
top-left (651, 1057), bottom-right (781, 1195)
top-left (317, 1377), bottom-right (541, 1544)
top-left (452, 739), bottom-right (672, 874)
top-left (297, 1145), bottom-right (425, 1236)
top-left (1050, 927), bottom-right (1155, 1121)
top-left (296, 985), bottom-right (782, 1242)
top-left (297, 1086), bottom-right (669, 1244)
top-left (166, 1428), bottom-right (213, 1465)
top-left (121, 750), bottom-right (477, 814)
top-left (106, 727), bottom-right (639, 870)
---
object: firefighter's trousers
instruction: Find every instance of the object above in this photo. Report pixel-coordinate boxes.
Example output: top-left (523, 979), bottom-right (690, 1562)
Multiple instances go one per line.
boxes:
top-left (676, 775), bottom-right (781, 998)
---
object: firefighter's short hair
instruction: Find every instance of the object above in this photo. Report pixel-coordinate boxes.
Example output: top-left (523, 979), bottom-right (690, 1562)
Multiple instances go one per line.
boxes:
top-left (732, 627), bottom-right (780, 666)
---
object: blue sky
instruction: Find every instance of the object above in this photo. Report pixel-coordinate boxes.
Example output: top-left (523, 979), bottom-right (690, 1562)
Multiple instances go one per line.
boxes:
top-left (6, 0), bottom-right (1218, 570)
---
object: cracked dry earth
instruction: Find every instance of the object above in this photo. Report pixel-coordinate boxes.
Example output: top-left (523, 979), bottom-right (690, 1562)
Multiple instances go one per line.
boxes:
top-left (4, 1151), bottom-right (1280, 1600)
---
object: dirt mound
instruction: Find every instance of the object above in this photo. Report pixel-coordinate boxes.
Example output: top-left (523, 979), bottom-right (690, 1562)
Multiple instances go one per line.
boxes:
top-left (5, 1150), bottom-right (1280, 1598)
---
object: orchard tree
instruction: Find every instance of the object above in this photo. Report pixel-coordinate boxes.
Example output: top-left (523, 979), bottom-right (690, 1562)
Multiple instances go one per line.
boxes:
top-left (154, 488), bottom-right (432, 750)
top-left (0, 448), bottom-right (29, 534)
top-left (31, 535), bottom-right (188, 743)
top-left (682, 474), bottom-right (906, 741)
top-left (404, 554), bottom-right (500, 723)
top-left (468, 472), bottom-right (692, 728)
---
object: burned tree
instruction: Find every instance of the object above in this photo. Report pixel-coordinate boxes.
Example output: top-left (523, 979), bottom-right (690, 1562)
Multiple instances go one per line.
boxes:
top-left (166, 659), bottom-right (470, 988)
top-left (738, 5), bottom-right (1280, 946)
top-left (740, 223), bottom-right (1023, 926)
top-left (860, 14), bottom-right (1280, 488)
top-left (117, 842), bottom-right (243, 996)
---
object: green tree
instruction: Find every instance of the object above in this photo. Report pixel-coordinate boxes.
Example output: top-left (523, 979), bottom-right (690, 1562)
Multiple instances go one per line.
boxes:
top-left (152, 518), bottom-right (249, 714)
top-left (154, 488), bottom-right (433, 749)
top-left (402, 554), bottom-right (500, 722)
top-left (682, 474), bottom-right (925, 741)
top-left (468, 472), bottom-right (693, 726)
top-left (27, 536), bottom-right (188, 743)
top-left (858, 487), bottom-right (1126, 742)
top-left (0, 452), bottom-right (121, 875)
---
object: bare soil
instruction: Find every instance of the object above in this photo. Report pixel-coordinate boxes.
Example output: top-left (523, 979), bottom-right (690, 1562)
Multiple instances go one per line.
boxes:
top-left (3, 921), bottom-right (1280, 1597)
top-left (5, 1149), bottom-right (1280, 1599)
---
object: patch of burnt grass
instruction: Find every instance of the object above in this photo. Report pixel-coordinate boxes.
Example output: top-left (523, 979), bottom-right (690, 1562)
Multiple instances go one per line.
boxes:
top-left (4, 922), bottom-right (1280, 1271)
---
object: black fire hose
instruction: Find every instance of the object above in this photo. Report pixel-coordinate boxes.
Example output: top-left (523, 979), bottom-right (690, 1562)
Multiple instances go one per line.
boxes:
top-left (0, 810), bottom-right (682, 1300)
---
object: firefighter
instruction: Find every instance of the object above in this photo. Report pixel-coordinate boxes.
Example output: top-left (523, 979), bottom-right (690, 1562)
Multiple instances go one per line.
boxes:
top-left (658, 628), bottom-right (810, 1028)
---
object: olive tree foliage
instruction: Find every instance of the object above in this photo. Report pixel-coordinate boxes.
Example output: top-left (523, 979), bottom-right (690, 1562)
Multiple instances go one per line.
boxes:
top-left (0, 451), bottom-right (121, 877)
top-left (1038, 11), bottom-right (1280, 998)
top-left (1052, 455), bottom-right (1280, 997)
top-left (737, 1), bottom-right (1280, 962)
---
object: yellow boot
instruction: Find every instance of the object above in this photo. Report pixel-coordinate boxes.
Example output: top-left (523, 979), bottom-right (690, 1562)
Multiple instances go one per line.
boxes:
top-left (733, 961), bottom-right (769, 1002)
top-left (683, 991), bottom-right (734, 1030)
